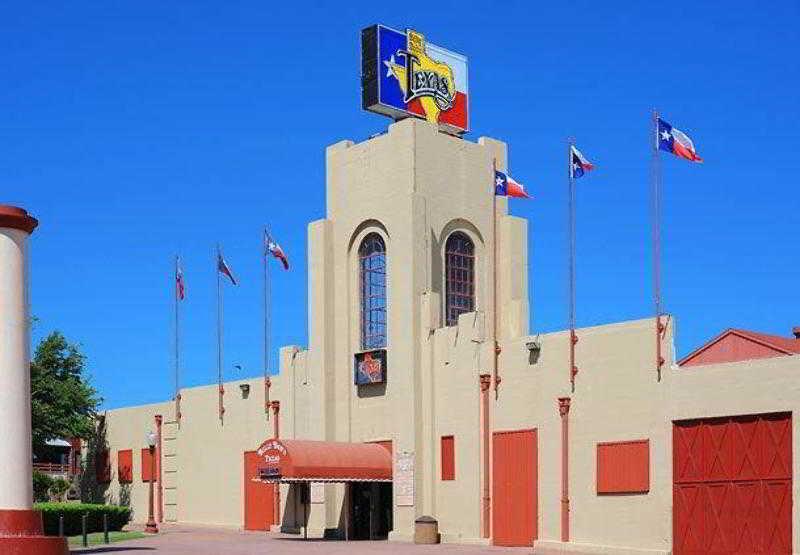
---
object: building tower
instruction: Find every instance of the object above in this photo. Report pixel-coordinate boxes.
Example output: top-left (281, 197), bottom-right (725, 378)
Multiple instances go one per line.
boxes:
top-left (306, 118), bottom-right (529, 540)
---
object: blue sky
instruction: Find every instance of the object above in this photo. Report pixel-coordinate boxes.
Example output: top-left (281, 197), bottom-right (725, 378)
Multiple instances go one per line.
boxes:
top-left (3, 2), bottom-right (798, 409)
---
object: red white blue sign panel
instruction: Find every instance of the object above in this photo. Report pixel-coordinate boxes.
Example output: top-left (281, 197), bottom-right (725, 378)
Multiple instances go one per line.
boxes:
top-left (361, 25), bottom-right (469, 134)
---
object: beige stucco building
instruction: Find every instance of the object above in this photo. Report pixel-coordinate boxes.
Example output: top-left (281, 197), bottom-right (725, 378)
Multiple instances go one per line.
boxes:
top-left (96, 118), bottom-right (799, 553)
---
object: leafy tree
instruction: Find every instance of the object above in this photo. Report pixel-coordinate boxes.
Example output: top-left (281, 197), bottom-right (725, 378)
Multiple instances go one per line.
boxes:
top-left (32, 470), bottom-right (53, 502)
top-left (30, 331), bottom-right (101, 450)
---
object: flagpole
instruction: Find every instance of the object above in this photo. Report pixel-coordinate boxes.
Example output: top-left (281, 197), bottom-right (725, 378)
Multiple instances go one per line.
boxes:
top-left (263, 227), bottom-right (271, 418)
top-left (217, 245), bottom-right (225, 423)
top-left (492, 158), bottom-right (502, 398)
top-left (567, 138), bottom-right (578, 392)
top-left (174, 255), bottom-right (181, 423)
top-left (652, 110), bottom-right (665, 380)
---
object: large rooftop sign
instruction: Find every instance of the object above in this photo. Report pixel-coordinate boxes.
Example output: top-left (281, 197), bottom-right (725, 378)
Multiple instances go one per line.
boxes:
top-left (361, 25), bottom-right (469, 135)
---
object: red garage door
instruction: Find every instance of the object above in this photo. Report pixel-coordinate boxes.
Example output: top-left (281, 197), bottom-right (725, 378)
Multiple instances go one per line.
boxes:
top-left (493, 429), bottom-right (537, 546)
top-left (673, 412), bottom-right (792, 554)
top-left (243, 451), bottom-right (276, 531)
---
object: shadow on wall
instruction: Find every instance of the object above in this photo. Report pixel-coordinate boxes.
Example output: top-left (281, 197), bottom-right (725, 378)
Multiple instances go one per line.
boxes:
top-left (118, 483), bottom-right (132, 517)
top-left (79, 413), bottom-right (110, 504)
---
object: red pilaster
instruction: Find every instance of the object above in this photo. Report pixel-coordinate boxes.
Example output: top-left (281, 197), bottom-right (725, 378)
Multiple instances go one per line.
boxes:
top-left (155, 414), bottom-right (163, 523)
top-left (479, 374), bottom-right (492, 539)
top-left (558, 397), bottom-right (571, 543)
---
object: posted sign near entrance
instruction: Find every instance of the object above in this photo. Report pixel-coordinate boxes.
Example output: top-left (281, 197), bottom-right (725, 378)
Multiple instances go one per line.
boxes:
top-left (361, 25), bottom-right (469, 135)
top-left (395, 451), bottom-right (415, 506)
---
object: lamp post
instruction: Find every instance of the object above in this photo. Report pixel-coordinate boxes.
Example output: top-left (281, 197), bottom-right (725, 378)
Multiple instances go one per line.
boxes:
top-left (145, 431), bottom-right (158, 534)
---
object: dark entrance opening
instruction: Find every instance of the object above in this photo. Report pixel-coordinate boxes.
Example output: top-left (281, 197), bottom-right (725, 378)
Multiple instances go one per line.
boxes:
top-left (350, 482), bottom-right (392, 540)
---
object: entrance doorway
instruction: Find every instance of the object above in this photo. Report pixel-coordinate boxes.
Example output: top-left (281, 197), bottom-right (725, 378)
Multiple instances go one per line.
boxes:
top-left (243, 451), bottom-right (276, 531)
top-left (350, 482), bottom-right (392, 540)
top-left (492, 429), bottom-right (538, 547)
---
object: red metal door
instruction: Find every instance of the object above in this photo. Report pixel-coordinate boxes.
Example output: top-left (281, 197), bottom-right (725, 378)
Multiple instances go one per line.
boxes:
top-left (492, 429), bottom-right (537, 547)
top-left (243, 451), bottom-right (275, 531)
top-left (673, 412), bottom-right (792, 554)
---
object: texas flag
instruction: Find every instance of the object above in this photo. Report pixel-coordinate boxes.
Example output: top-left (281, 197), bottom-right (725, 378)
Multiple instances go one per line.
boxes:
top-left (217, 251), bottom-right (237, 285)
top-left (570, 146), bottom-right (595, 179)
top-left (175, 258), bottom-right (185, 300)
top-left (657, 118), bottom-right (703, 163)
top-left (495, 170), bottom-right (530, 199)
top-left (265, 232), bottom-right (289, 270)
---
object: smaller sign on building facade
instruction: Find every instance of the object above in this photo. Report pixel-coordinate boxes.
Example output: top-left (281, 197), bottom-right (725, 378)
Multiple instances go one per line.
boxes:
top-left (395, 451), bottom-right (415, 506)
top-left (361, 25), bottom-right (469, 135)
top-left (310, 482), bottom-right (325, 504)
top-left (256, 439), bottom-right (286, 480)
top-left (354, 349), bottom-right (386, 385)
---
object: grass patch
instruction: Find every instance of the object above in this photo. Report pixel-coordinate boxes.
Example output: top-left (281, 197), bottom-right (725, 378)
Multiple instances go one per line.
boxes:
top-left (67, 530), bottom-right (147, 547)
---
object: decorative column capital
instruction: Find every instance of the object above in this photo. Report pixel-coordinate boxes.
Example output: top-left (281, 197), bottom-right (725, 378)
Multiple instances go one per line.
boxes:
top-left (558, 397), bottom-right (571, 416)
top-left (154, 414), bottom-right (162, 426)
top-left (270, 400), bottom-right (281, 414)
top-left (0, 205), bottom-right (38, 234)
top-left (479, 374), bottom-right (492, 392)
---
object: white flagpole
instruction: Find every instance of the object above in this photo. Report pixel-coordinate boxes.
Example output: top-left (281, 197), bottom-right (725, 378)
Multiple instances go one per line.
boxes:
top-left (567, 139), bottom-right (578, 392)
top-left (492, 158), bottom-right (501, 398)
top-left (652, 110), bottom-right (665, 380)
top-left (216, 245), bottom-right (225, 422)
top-left (174, 255), bottom-right (181, 422)
top-left (263, 227), bottom-right (271, 417)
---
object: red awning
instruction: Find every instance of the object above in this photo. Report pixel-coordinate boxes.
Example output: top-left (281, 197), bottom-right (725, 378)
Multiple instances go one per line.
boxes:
top-left (254, 439), bottom-right (392, 482)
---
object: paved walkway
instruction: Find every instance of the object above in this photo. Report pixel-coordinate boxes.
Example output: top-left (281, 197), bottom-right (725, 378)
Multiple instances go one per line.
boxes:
top-left (70, 524), bottom-right (531, 554)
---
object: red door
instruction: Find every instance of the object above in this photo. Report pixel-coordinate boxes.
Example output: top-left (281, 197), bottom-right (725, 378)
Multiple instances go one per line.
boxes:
top-left (492, 429), bottom-right (537, 546)
top-left (673, 412), bottom-right (792, 554)
top-left (243, 451), bottom-right (275, 531)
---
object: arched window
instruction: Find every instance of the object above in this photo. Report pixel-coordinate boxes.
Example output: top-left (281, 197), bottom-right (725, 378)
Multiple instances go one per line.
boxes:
top-left (445, 232), bottom-right (475, 326)
top-left (359, 233), bottom-right (387, 350)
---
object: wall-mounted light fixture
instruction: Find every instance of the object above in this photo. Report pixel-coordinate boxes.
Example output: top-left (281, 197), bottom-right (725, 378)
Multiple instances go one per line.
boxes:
top-left (526, 338), bottom-right (542, 365)
top-left (239, 383), bottom-right (250, 399)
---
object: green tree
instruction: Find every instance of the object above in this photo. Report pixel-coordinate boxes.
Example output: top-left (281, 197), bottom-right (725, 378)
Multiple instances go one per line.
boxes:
top-left (31, 331), bottom-right (101, 450)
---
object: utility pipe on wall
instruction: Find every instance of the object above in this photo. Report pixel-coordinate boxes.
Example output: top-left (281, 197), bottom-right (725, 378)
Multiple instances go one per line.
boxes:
top-left (270, 401), bottom-right (281, 439)
top-left (155, 415), bottom-right (163, 523)
top-left (558, 397), bottom-right (571, 542)
top-left (270, 401), bottom-right (281, 528)
top-left (479, 373), bottom-right (492, 539)
top-left (265, 377), bottom-right (271, 419)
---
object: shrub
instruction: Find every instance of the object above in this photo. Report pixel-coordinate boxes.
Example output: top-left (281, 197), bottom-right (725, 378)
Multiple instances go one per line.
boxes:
top-left (33, 470), bottom-right (54, 503)
top-left (35, 503), bottom-right (132, 536)
top-left (49, 478), bottom-right (71, 502)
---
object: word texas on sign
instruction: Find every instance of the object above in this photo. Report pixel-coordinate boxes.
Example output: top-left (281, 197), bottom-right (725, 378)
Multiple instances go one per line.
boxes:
top-left (361, 25), bottom-right (468, 135)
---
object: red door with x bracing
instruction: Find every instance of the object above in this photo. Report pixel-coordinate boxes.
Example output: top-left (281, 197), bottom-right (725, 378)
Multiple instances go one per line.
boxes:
top-left (673, 412), bottom-right (792, 554)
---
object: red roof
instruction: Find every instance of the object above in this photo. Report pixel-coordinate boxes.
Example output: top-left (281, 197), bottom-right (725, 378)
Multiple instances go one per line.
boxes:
top-left (734, 329), bottom-right (800, 354)
top-left (253, 439), bottom-right (392, 482)
top-left (680, 328), bottom-right (800, 367)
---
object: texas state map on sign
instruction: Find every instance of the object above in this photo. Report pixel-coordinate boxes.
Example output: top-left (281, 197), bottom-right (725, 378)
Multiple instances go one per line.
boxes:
top-left (374, 26), bottom-right (469, 133)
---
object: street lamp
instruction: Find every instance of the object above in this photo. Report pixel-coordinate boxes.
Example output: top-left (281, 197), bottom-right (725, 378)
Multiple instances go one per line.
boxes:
top-left (145, 431), bottom-right (158, 534)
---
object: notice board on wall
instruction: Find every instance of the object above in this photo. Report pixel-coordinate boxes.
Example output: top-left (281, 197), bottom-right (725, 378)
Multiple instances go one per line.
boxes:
top-left (395, 451), bottom-right (414, 506)
top-left (310, 482), bottom-right (325, 504)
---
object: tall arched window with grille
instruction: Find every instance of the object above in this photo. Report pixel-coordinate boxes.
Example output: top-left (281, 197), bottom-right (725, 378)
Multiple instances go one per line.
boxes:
top-left (359, 233), bottom-right (387, 350)
top-left (445, 232), bottom-right (476, 326)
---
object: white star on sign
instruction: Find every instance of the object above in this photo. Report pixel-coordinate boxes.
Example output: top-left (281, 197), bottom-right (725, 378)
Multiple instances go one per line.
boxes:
top-left (495, 177), bottom-right (504, 188)
top-left (384, 55), bottom-right (397, 79)
top-left (660, 130), bottom-right (671, 141)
